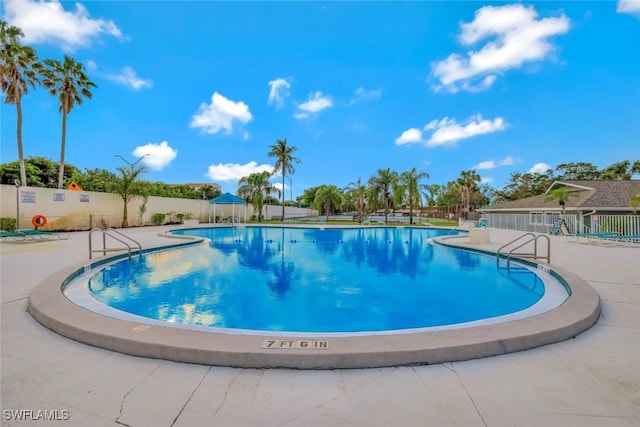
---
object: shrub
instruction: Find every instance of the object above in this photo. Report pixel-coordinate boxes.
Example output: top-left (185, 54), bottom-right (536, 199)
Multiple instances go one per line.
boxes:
top-left (152, 213), bottom-right (166, 226)
top-left (0, 217), bottom-right (17, 232)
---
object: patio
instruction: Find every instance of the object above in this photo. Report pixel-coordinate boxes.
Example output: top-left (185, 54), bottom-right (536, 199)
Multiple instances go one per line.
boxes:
top-left (1, 225), bottom-right (638, 426)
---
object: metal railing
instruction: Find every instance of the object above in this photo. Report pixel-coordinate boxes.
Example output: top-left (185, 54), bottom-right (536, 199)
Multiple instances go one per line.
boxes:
top-left (589, 214), bottom-right (640, 235)
top-left (496, 232), bottom-right (551, 269)
top-left (484, 213), bottom-right (578, 234)
top-left (88, 228), bottom-right (142, 260)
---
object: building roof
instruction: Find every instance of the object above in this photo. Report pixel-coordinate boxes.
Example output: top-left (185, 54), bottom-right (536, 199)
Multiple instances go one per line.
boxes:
top-left (483, 180), bottom-right (640, 212)
top-left (209, 192), bottom-right (246, 204)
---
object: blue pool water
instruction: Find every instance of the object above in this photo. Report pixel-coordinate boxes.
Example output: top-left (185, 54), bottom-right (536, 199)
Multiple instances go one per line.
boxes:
top-left (86, 227), bottom-right (546, 333)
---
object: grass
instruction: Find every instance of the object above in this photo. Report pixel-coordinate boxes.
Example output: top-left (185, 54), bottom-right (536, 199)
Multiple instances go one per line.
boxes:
top-left (247, 218), bottom-right (459, 227)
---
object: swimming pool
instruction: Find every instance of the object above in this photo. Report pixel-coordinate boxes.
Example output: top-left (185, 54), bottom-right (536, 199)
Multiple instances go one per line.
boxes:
top-left (80, 226), bottom-right (562, 334)
top-left (30, 225), bottom-right (599, 368)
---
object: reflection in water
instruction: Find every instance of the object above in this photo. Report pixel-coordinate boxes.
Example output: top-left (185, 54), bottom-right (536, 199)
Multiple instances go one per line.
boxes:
top-left (88, 227), bottom-right (549, 332)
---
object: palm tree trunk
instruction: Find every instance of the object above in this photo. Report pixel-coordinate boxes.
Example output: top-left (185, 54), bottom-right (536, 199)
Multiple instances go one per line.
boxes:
top-left (16, 97), bottom-right (27, 187)
top-left (281, 172), bottom-right (285, 222)
top-left (122, 198), bottom-right (129, 228)
top-left (384, 192), bottom-right (389, 222)
top-left (58, 110), bottom-right (67, 189)
top-left (409, 195), bottom-right (414, 225)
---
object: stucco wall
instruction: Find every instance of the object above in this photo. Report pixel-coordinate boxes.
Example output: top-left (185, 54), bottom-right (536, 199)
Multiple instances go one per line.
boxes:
top-left (1, 185), bottom-right (230, 230)
top-left (1, 185), bottom-right (317, 230)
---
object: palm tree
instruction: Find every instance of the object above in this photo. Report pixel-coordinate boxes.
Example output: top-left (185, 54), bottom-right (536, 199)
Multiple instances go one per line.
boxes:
top-left (112, 155), bottom-right (149, 227)
top-left (368, 168), bottom-right (398, 222)
top-left (0, 20), bottom-right (42, 187)
top-left (423, 183), bottom-right (441, 216)
top-left (456, 170), bottom-right (480, 219)
top-left (41, 55), bottom-right (97, 189)
top-left (599, 160), bottom-right (640, 180)
top-left (398, 167), bottom-right (430, 224)
top-left (313, 185), bottom-right (343, 219)
top-left (545, 186), bottom-right (578, 213)
top-left (345, 178), bottom-right (368, 223)
top-left (631, 190), bottom-right (640, 214)
top-left (237, 171), bottom-right (280, 221)
top-left (267, 138), bottom-right (300, 221)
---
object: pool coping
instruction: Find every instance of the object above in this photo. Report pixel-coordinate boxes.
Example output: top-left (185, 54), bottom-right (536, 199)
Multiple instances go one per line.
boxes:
top-left (27, 229), bottom-right (601, 369)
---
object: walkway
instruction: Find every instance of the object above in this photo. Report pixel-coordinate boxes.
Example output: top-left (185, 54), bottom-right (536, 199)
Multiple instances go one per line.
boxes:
top-left (1, 226), bottom-right (638, 426)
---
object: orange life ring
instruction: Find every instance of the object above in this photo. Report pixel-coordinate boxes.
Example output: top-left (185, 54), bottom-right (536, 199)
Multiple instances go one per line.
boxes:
top-left (32, 215), bottom-right (47, 228)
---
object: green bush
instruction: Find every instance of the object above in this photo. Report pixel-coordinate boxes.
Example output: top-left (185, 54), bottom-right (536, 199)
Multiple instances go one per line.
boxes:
top-left (0, 217), bottom-right (17, 232)
top-left (151, 213), bottom-right (166, 226)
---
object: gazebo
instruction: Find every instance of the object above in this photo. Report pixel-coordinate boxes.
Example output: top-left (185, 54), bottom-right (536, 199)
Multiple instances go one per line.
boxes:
top-left (209, 192), bottom-right (247, 225)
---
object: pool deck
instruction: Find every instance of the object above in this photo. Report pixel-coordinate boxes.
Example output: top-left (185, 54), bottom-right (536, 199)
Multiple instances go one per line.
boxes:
top-left (2, 225), bottom-right (639, 426)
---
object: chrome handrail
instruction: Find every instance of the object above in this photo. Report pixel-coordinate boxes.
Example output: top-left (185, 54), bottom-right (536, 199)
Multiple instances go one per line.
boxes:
top-left (88, 228), bottom-right (142, 260)
top-left (496, 233), bottom-right (550, 269)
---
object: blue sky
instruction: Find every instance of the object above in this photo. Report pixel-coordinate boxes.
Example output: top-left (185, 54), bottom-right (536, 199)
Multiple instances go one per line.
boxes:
top-left (1, 0), bottom-right (639, 198)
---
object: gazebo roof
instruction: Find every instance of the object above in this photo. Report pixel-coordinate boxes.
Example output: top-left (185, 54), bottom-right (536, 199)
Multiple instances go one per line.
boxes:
top-left (209, 192), bottom-right (246, 204)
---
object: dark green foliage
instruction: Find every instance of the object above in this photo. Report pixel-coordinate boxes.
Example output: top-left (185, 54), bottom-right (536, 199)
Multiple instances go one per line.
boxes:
top-left (0, 217), bottom-right (17, 232)
top-left (151, 213), bottom-right (166, 226)
top-left (0, 156), bottom-right (79, 187)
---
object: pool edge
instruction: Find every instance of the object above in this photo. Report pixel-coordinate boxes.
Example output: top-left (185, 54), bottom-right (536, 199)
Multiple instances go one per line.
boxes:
top-left (27, 232), bottom-right (601, 369)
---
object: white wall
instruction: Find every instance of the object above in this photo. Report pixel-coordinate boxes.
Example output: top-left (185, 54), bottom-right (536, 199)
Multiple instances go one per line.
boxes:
top-left (0, 185), bottom-right (317, 230)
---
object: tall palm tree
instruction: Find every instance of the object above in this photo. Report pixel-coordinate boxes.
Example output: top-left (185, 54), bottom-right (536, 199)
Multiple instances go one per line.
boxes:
top-left (456, 170), bottom-right (481, 219)
top-left (41, 55), bottom-right (97, 189)
top-left (345, 178), bottom-right (368, 223)
top-left (237, 171), bottom-right (280, 221)
top-left (267, 138), bottom-right (300, 221)
top-left (368, 168), bottom-right (398, 222)
top-left (423, 183), bottom-right (441, 215)
top-left (398, 167), bottom-right (430, 224)
top-left (0, 20), bottom-right (42, 187)
top-left (313, 185), bottom-right (343, 219)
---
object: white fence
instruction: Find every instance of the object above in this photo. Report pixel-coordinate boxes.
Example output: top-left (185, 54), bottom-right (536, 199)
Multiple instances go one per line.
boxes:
top-left (483, 213), bottom-right (640, 236)
top-left (590, 215), bottom-right (640, 235)
top-left (483, 213), bottom-right (577, 234)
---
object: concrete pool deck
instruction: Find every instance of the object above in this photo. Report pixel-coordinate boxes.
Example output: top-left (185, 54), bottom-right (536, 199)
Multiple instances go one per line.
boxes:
top-left (2, 225), bottom-right (639, 426)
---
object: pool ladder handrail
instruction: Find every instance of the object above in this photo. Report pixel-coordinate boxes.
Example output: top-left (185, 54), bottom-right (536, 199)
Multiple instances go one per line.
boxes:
top-left (88, 228), bottom-right (142, 260)
top-left (496, 232), bottom-right (550, 269)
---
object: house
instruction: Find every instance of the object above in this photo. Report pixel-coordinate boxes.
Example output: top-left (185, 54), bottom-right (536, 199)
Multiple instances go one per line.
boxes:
top-left (480, 180), bottom-right (640, 234)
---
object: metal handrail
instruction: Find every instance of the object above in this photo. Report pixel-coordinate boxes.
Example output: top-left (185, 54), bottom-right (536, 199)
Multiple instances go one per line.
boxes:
top-left (496, 232), bottom-right (550, 269)
top-left (88, 228), bottom-right (142, 260)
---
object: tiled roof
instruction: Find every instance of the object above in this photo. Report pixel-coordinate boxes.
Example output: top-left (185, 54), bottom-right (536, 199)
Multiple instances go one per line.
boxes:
top-left (484, 180), bottom-right (640, 211)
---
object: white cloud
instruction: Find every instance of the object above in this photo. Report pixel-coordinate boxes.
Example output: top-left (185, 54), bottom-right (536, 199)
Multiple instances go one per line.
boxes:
top-left (500, 155), bottom-right (516, 166)
top-left (267, 78), bottom-right (292, 109)
top-left (294, 91), bottom-right (333, 118)
top-left (132, 141), bottom-right (177, 171)
top-left (473, 156), bottom-right (516, 170)
top-left (4, 0), bottom-right (123, 51)
top-left (349, 87), bottom-right (382, 104)
top-left (206, 161), bottom-right (272, 182)
top-left (617, 0), bottom-right (640, 18)
top-left (474, 160), bottom-right (497, 170)
top-left (431, 4), bottom-right (569, 93)
top-left (480, 176), bottom-right (494, 184)
top-left (424, 115), bottom-right (507, 147)
top-left (395, 128), bottom-right (423, 145)
top-left (528, 162), bottom-right (552, 174)
top-left (272, 182), bottom-right (289, 193)
top-left (190, 92), bottom-right (253, 135)
top-left (106, 66), bottom-right (152, 90)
